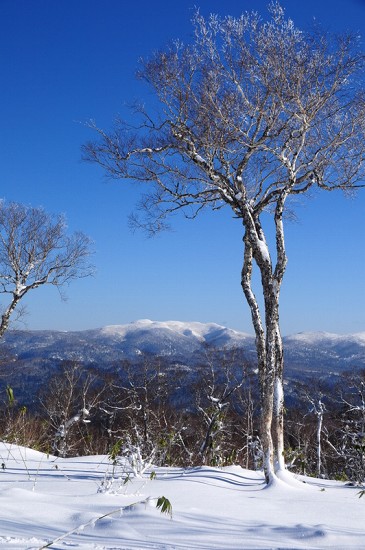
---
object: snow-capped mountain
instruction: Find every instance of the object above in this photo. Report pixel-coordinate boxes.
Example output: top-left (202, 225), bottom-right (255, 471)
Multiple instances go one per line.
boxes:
top-left (1, 319), bottom-right (255, 364)
top-left (283, 330), bottom-right (365, 374)
top-left (1, 320), bottom-right (365, 406)
top-left (97, 319), bottom-right (254, 357)
top-left (2, 320), bottom-right (365, 370)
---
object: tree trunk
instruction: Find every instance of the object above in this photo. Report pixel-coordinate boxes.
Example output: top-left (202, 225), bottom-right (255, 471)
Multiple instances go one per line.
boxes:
top-left (241, 230), bottom-right (279, 482)
top-left (241, 201), bottom-right (287, 483)
top-left (314, 399), bottom-right (325, 478)
top-left (262, 301), bottom-right (285, 479)
top-left (273, 327), bottom-right (285, 472)
top-left (259, 371), bottom-right (275, 483)
top-left (0, 294), bottom-right (21, 339)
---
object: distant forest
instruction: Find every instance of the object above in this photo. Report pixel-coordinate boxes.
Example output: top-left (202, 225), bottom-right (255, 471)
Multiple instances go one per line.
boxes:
top-left (1, 349), bottom-right (365, 484)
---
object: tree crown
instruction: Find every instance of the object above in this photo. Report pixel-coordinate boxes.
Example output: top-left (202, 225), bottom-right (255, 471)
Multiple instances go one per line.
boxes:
top-left (83, 2), bottom-right (365, 233)
top-left (0, 201), bottom-right (93, 297)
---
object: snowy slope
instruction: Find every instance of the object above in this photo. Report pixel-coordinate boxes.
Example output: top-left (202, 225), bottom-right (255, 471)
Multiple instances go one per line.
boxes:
top-left (0, 442), bottom-right (364, 549)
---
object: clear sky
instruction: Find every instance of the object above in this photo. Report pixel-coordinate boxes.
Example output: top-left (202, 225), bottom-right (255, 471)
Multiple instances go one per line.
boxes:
top-left (0, 0), bottom-right (364, 336)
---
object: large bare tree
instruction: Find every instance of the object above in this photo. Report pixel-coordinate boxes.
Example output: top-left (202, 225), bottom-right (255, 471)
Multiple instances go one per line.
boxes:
top-left (83, 3), bottom-right (365, 483)
top-left (0, 201), bottom-right (92, 337)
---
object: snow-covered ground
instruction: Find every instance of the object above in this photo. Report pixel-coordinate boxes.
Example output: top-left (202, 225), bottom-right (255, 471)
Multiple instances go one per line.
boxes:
top-left (0, 443), bottom-right (364, 549)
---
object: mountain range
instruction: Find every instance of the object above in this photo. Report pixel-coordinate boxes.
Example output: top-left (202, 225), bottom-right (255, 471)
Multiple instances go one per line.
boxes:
top-left (1, 320), bottom-right (365, 405)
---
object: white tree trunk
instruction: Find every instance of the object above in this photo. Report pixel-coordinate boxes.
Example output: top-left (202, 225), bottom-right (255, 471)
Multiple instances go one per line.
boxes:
top-left (241, 201), bottom-right (287, 484)
top-left (316, 400), bottom-right (324, 477)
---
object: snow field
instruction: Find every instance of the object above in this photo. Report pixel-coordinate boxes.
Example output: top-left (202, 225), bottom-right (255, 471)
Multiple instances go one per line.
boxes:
top-left (0, 443), bottom-right (363, 549)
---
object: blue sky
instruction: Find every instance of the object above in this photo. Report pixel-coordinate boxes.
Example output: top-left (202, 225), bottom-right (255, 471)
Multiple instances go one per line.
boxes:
top-left (0, 0), bottom-right (364, 335)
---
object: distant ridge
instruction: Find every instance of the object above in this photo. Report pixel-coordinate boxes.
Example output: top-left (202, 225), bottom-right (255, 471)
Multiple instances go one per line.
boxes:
top-left (1, 319), bottom-right (365, 369)
top-left (87, 320), bottom-right (365, 367)
top-left (95, 321), bottom-right (365, 361)
top-left (1, 320), bottom-right (365, 407)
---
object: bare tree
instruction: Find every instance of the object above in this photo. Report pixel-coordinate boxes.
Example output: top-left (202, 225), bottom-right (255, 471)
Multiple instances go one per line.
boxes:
top-left (0, 201), bottom-right (92, 337)
top-left (40, 362), bottom-right (105, 457)
top-left (194, 348), bottom-right (244, 466)
top-left (99, 357), bottom-right (185, 475)
top-left (83, 3), bottom-right (365, 483)
top-left (336, 370), bottom-right (365, 483)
